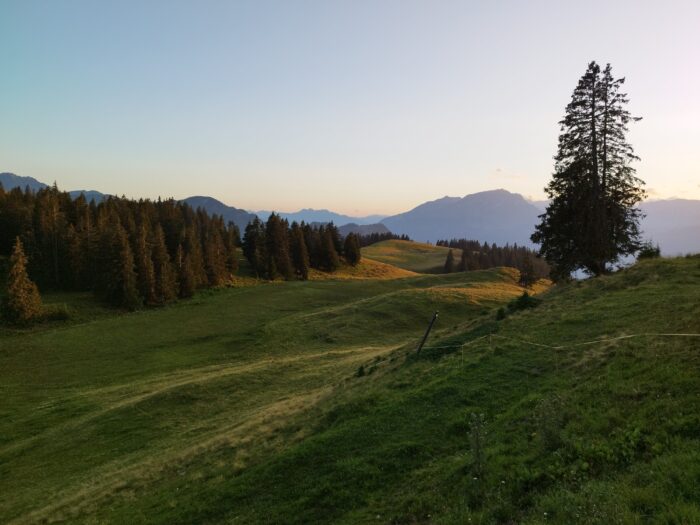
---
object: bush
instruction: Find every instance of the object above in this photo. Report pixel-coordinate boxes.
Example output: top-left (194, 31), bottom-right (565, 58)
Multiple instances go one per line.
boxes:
top-left (637, 242), bottom-right (661, 259)
top-left (507, 292), bottom-right (541, 313)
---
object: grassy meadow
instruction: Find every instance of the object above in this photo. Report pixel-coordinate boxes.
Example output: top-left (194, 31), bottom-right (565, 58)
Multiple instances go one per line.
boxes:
top-left (2, 244), bottom-right (700, 524)
top-left (1, 252), bottom-right (530, 524)
top-left (362, 240), bottom-right (459, 273)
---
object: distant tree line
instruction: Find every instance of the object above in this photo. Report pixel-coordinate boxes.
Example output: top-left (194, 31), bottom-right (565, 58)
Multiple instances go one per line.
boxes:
top-left (0, 183), bottom-right (239, 310)
top-left (437, 239), bottom-right (549, 284)
top-left (357, 232), bottom-right (411, 247)
top-left (242, 215), bottom-right (361, 280)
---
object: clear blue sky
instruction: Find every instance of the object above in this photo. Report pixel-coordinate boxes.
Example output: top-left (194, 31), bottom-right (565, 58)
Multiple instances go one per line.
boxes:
top-left (2, 0), bottom-right (698, 215)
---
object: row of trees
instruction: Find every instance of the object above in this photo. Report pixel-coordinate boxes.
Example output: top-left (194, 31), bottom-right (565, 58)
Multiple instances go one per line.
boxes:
top-left (357, 232), bottom-right (411, 247)
top-left (0, 184), bottom-right (239, 309)
top-left (242, 215), bottom-right (361, 280)
top-left (439, 239), bottom-right (549, 285)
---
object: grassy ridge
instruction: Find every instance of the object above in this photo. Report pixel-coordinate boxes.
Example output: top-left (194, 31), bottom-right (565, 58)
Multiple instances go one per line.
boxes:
top-left (199, 257), bottom-right (700, 524)
top-left (0, 267), bottom-right (530, 524)
top-left (4, 255), bottom-right (699, 524)
top-left (362, 240), bottom-right (459, 273)
top-left (36, 256), bottom-right (699, 525)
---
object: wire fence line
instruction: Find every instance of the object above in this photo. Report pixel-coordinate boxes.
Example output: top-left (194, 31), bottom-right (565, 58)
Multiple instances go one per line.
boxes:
top-left (420, 332), bottom-right (700, 354)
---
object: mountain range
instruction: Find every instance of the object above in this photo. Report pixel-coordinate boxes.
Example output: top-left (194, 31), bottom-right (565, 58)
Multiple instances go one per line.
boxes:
top-left (0, 172), bottom-right (110, 202)
top-left (2, 172), bottom-right (699, 255)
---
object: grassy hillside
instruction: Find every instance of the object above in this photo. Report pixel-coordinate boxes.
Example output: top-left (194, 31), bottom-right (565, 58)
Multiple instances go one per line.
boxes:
top-left (363, 240), bottom-right (460, 273)
top-left (0, 267), bottom-right (532, 524)
top-left (4, 257), bottom-right (700, 524)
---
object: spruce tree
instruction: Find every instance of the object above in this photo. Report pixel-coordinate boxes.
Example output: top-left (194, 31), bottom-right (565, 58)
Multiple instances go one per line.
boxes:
top-left (458, 249), bottom-right (468, 271)
top-left (444, 249), bottom-right (456, 273)
top-left (204, 228), bottom-right (228, 286)
top-left (242, 218), bottom-right (266, 278)
top-left (343, 233), bottom-right (361, 266)
top-left (223, 226), bottom-right (239, 275)
top-left (108, 226), bottom-right (141, 310)
top-left (290, 222), bottom-right (310, 280)
top-left (532, 62), bottom-right (645, 278)
top-left (152, 225), bottom-right (177, 303)
top-left (519, 255), bottom-right (535, 288)
top-left (175, 244), bottom-right (196, 298)
top-left (319, 228), bottom-right (340, 272)
top-left (265, 213), bottom-right (293, 280)
top-left (3, 237), bottom-right (43, 324)
top-left (134, 224), bottom-right (156, 304)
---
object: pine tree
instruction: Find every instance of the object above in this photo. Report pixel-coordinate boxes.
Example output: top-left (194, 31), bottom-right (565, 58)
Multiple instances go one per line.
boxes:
top-left (175, 244), bottom-right (196, 298)
top-left (290, 222), bottom-right (310, 280)
top-left (3, 237), bottom-right (43, 324)
top-left (134, 224), bottom-right (156, 304)
top-left (152, 225), bottom-right (177, 303)
top-left (444, 249), bottom-right (456, 273)
top-left (532, 62), bottom-right (644, 278)
top-left (204, 227), bottom-right (228, 286)
top-left (319, 228), bottom-right (340, 272)
top-left (223, 226), bottom-right (239, 275)
top-left (458, 249), bottom-right (468, 271)
top-left (343, 233), bottom-right (361, 266)
top-left (107, 226), bottom-right (141, 310)
top-left (265, 213), bottom-right (293, 280)
top-left (242, 218), bottom-right (266, 278)
top-left (519, 255), bottom-right (535, 288)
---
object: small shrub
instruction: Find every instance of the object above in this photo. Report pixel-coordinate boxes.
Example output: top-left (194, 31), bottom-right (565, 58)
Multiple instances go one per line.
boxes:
top-left (495, 307), bottom-right (506, 321)
top-left (355, 365), bottom-right (365, 377)
top-left (507, 291), bottom-right (542, 313)
top-left (637, 242), bottom-right (661, 259)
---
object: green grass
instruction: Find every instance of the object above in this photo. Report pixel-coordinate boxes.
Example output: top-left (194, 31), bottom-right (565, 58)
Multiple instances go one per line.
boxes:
top-left (0, 266), bottom-right (529, 524)
top-left (363, 239), bottom-right (461, 273)
top-left (3, 256), bottom-right (700, 524)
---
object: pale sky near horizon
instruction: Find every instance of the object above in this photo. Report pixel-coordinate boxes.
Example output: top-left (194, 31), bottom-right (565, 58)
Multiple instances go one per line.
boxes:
top-left (1, 1), bottom-right (699, 215)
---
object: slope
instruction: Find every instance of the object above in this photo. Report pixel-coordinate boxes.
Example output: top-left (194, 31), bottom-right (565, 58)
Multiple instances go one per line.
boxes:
top-left (79, 256), bottom-right (700, 524)
top-left (363, 239), bottom-right (460, 273)
top-left (0, 267), bottom-right (533, 524)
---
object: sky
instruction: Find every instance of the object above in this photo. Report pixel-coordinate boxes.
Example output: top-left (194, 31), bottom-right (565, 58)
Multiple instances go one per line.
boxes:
top-left (1, 0), bottom-right (699, 216)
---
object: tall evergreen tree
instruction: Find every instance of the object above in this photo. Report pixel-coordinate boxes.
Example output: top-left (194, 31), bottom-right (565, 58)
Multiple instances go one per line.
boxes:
top-left (134, 224), bottom-right (156, 304)
top-left (290, 222), bottom-right (310, 280)
top-left (3, 237), bottom-right (42, 324)
top-left (223, 226), bottom-right (239, 275)
top-left (175, 244), bottom-right (196, 298)
top-left (343, 233), bottom-right (361, 266)
top-left (107, 226), bottom-right (141, 310)
top-left (242, 218), bottom-right (266, 278)
top-left (532, 62), bottom-right (644, 278)
top-left (319, 227), bottom-right (340, 272)
top-left (265, 213), bottom-right (293, 280)
top-left (152, 225), bottom-right (178, 303)
top-left (444, 249), bottom-right (456, 273)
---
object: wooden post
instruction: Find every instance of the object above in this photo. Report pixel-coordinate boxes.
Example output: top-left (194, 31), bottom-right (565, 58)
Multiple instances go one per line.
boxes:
top-left (416, 311), bottom-right (439, 355)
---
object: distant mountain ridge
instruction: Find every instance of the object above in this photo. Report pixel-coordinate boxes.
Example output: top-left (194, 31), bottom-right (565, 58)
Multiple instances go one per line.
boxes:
top-left (1, 173), bottom-right (109, 202)
top-left (0, 172), bottom-right (48, 192)
top-left (381, 189), bottom-right (541, 246)
top-left (181, 196), bottom-right (257, 231)
top-left (3, 172), bottom-right (699, 254)
top-left (337, 223), bottom-right (391, 237)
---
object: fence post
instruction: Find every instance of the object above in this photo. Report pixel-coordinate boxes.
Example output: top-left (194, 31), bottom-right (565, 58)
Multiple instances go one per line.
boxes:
top-left (416, 311), bottom-right (439, 355)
